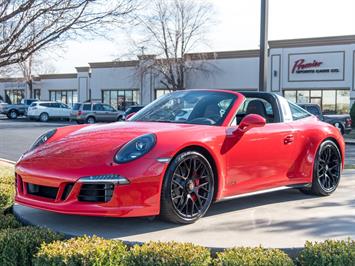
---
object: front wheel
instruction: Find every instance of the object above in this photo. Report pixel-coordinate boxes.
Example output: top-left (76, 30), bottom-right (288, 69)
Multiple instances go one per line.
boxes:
top-left (8, 110), bottom-right (18, 119)
top-left (301, 140), bottom-right (341, 196)
top-left (39, 112), bottom-right (49, 122)
top-left (160, 151), bottom-right (215, 224)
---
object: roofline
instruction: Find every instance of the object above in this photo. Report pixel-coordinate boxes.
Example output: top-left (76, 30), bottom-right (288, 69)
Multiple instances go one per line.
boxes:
top-left (39, 73), bottom-right (77, 79)
top-left (269, 34), bottom-right (355, 48)
top-left (0, 77), bottom-right (25, 82)
top-left (89, 60), bottom-right (138, 68)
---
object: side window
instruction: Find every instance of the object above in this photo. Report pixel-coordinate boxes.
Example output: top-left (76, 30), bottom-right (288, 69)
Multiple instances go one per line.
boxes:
top-left (40, 103), bottom-right (50, 108)
top-left (103, 104), bottom-right (115, 111)
top-left (50, 103), bottom-right (60, 108)
top-left (83, 104), bottom-right (91, 111)
top-left (60, 103), bottom-right (69, 109)
top-left (93, 104), bottom-right (104, 111)
top-left (236, 97), bottom-right (275, 123)
top-left (289, 102), bottom-right (311, 121)
top-left (306, 106), bottom-right (320, 116)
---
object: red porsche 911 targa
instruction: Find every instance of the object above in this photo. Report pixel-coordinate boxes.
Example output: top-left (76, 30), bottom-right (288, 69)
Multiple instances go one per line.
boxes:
top-left (15, 90), bottom-right (345, 224)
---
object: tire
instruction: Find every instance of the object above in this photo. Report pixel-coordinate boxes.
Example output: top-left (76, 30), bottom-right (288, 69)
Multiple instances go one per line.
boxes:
top-left (8, 110), bottom-right (18, 119)
top-left (333, 122), bottom-right (345, 135)
top-left (300, 140), bottom-right (341, 196)
top-left (85, 116), bottom-right (96, 124)
top-left (39, 112), bottom-right (49, 122)
top-left (160, 151), bottom-right (215, 224)
top-left (76, 120), bottom-right (84, 124)
top-left (117, 115), bottom-right (124, 121)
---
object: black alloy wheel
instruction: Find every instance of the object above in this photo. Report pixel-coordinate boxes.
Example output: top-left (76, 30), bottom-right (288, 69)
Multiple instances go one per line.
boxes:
top-left (160, 151), bottom-right (214, 224)
top-left (302, 140), bottom-right (341, 196)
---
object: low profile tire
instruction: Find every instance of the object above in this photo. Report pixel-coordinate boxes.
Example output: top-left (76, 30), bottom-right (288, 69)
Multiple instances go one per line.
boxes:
top-left (8, 110), bottom-right (18, 119)
top-left (301, 140), bottom-right (341, 196)
top-left (160, 151), bottom-right (215, 224)
top-left (85, 116), bottom-right (96, 124)
top-left (334, 122), bottom-right (345, 135)
top-left (39, 112), bottom-right (49, 122)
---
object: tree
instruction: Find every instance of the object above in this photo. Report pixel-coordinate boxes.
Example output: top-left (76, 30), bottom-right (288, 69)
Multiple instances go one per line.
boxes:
top-left (134, 0), bottom-right (214, 90)
top-left (0, 0), bottom-right (137, 69)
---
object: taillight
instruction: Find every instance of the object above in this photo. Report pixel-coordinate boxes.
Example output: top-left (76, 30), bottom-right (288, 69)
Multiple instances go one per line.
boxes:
top-left (346, 118), bottom-right (352, 127)
top-left (78, 110), bottom-right (82, 116)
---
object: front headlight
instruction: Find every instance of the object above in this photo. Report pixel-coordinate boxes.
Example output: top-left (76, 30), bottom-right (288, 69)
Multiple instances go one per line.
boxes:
top-left (114, 134), bottom-right (156, 163)
top-left (29, 129), bottom-right (57, 151)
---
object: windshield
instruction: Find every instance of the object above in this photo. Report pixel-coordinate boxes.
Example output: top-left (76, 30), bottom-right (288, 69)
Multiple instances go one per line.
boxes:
top-left (131, 90), bottom-right (237, 126)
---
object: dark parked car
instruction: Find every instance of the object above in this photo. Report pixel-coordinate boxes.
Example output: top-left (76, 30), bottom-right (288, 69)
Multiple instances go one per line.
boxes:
top-left (123, 105), bottom-right (145, 120)
top-left (297, 103), bottom-right (352, 135)
top-left (0, 99), bottom-right (38, 119)
top-left (70, 102), bottom-right (124, 124)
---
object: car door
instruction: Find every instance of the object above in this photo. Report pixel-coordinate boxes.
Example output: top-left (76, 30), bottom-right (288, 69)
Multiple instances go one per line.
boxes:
top-left (92, 103), bottom-right (105, 122)
top-left (224, 98), bottom-right (297, 197)
top-left (102, 104), bottom-right (117, 122)
top-left (59, 103), bottom-right (71, 118)
top-left (49, 103), bottom-right (61, 118)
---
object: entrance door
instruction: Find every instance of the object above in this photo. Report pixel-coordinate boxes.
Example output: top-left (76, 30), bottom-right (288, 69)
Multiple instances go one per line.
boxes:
top-left (310, 97), bottom-right (322, 107)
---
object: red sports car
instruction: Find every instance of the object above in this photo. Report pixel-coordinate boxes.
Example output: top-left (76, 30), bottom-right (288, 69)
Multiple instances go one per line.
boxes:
top-left (15, 90), bottom-right (344, 224)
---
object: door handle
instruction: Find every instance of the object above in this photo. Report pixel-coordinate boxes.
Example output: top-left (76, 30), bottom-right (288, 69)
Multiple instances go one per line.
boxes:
top-left (284, 135), bottom-right (294, 145)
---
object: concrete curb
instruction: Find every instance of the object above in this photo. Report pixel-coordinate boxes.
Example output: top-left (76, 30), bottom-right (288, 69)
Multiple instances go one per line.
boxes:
top-left (0, 158), bottom-right (16, 165)
top-left (12, 204), bottom-right (303, 259)
top-left (345, 140), bottom-right (355, 145)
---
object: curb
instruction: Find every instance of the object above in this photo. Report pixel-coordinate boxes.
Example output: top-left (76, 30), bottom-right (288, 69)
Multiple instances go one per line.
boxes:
top-left (12, 204), bottom-right (303, 259)
top-left (345, 140), bottom-right (355, 146)
top-left (0, 158), bottom-right (16, 165)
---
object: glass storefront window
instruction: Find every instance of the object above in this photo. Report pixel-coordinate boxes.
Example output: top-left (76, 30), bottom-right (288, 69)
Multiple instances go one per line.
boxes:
top-left (284, 91), bottom-right (296, 103)
top-left (311, 90), bottom-right (321, 97)
top-left (336, 90), bottom-right (350, 114)
top-left (5, 90), bottom-right (25, 104)
top-left (33, 89), bottom-right (41, 100)
top-left (297, 90), bottom-right (310, 104)
top-left (155, 89), bottom-right (172, 99)
top-left (322, 90), bottom-right (336, 114)
top-left (49, 90), bottom-right (78, 106)
top-left (101, 89), bottom-right (140, 111)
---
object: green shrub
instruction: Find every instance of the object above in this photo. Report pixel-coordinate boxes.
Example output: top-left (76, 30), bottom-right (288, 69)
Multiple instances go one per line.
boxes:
top-left (0, 169), bottom-right (15, 186)
top-left (126, 241), bottom-right (211, 266)
top-left (214, 246), bottom-right (294, 266)
top-left (351, 102), bottom-right (355, 128)
top-left (0, 226), bottom-right (64, 266)
top-left (298, 239), bottom-right (355, 266)
top-left (34, 235), bottom-right (128, 266)
top-left (0, 184), bottom-right (15, 209)
top-left (0, 213), bottom-right (22, 230)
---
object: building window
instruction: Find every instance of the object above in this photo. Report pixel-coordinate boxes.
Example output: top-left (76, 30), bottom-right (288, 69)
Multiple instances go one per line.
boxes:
top-left (33, 89), bottom-right (41, 100)
top-left (4, 89), bottom-right (25, 104)
top-left (155, 89), bottom-right (172, 99)
top-left (101, 89), bottom-right (140, 111)
top-left (283, 89), bottom-right (350, 114)
top-left (49, 90), bottom-right (78, 106)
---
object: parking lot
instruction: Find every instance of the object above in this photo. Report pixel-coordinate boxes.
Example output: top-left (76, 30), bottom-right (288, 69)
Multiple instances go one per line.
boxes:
top-left (1, 115), bottom-right (354, 166)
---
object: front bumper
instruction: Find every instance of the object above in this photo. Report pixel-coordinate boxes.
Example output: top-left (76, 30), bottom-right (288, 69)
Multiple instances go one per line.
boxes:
top-left (15, 159), bottom-right (167, 217)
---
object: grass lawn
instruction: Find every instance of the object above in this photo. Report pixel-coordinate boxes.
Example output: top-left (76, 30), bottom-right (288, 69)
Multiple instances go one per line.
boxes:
top-left (0, 162), bottom-right (14, 184)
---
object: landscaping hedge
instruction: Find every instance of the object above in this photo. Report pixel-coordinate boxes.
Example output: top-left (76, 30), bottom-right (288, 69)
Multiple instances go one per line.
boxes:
top-left (0, 184), bottom-right (15, 209)
top-left (34, 235), bottom-right (128, 266)
top-left (0, 227), bottom-right (64, 266)
top-left (214, 246), bottom-right (294, 266)
top-left (298, 239), bottom-right (355, 266)
top-left (0, 213), bottom-right (21, 230)
top-left (126, 241), bottom-right (211, 266)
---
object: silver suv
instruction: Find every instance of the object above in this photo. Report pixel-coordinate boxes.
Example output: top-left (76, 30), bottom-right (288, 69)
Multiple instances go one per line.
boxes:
top-left (70, 103), bottom-right (124, 124)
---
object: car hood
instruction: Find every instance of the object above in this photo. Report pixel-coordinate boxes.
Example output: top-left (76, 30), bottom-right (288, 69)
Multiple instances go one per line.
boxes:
top-left (17, 122), bottom-right (214, 171)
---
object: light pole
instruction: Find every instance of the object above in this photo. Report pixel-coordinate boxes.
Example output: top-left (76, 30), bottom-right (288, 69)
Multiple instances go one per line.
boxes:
top-left (259, 0), bottom-right (269, 92)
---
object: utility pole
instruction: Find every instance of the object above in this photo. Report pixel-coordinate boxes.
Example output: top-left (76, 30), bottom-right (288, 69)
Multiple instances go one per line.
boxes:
top-left (259, 0), bottom-right (269, 91)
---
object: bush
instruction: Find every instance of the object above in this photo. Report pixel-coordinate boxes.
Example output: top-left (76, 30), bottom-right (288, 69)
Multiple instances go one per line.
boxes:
top-left (0, 184), bottom-right (15, 209)
top-left (126, 241), bottom-right (211, 266)
top-left (214, 247), bottom-right (294, 266)
top-left (34, 235), bottom-right (128, 266)
top-left (0, 226), bottom-right (64, 266)
top-left (351, 102), bottom-right (355, 128)
top-left (0, 169), bottom-right (15, 186)
top-left (298, 239), bottom-right (355, 266)
top-left (0, 213), bottom-right (21, 230)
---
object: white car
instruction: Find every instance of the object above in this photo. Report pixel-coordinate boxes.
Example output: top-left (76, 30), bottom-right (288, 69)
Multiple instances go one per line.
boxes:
top-left (27, 101), bottom-right (71, 122)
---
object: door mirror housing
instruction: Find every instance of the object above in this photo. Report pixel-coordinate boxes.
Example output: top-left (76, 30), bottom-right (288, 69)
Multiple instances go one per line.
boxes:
top-left (235, 114), bottom-right (266, 134)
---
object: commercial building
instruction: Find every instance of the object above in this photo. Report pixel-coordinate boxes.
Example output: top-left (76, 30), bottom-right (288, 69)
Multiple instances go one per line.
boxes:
top-left (1, 35), bottom-right (355, 114)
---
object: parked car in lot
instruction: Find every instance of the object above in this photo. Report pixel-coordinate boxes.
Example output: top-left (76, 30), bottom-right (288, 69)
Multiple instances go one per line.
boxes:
top-left (0, 99), bottom-right (38, 119)
top-left (16, 90), bottom-right (344, 224)
top-left (297, 103), bottom-right (352, 135)
top-left (70, 102), bottom-right (124, 124)
top-left (123, 105), bottom-right (145, 120)
top-left (27, 101), bottom-right (71, 122)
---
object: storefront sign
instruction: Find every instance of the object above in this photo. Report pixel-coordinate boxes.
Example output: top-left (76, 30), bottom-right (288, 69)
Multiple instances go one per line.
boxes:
top-left (288, 52), bottom-right (344, 82)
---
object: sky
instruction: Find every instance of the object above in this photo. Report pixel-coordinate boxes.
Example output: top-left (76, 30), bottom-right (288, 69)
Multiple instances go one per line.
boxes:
top-left (53, 0), bottom-right (355, 73)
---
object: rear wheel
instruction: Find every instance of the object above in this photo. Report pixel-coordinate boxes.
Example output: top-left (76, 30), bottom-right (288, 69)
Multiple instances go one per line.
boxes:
top-left (8, 110), bottom-right (18, 119)
top-left (160, 151), bottom-right (214, 224)
top-left (85, 116), bottom-right (96, 124)
top-left (39, 112), bottom-right (49, 122)
top-left (301, 140), bottom-right (341, 196)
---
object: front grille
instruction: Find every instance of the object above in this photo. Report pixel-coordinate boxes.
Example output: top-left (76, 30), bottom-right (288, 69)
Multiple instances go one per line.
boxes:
top-left (78, 183), bottom-right (114, 203)
top-left (26, 183), bottom-right (58, 199)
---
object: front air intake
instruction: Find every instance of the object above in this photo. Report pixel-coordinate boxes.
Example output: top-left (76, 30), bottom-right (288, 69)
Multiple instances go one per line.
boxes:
top-left (78, 183), bottom-right (114, 203)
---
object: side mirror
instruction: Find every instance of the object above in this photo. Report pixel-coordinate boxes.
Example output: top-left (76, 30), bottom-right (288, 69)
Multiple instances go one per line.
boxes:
top-left (235, 114), bottom-right (266, 134)
top-left (126, 112), bottom-right (136, 120)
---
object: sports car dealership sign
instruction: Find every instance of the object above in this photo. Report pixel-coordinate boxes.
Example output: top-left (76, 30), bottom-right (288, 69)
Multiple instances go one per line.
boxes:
top-left (288, 52), bottom-right (344, 82)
